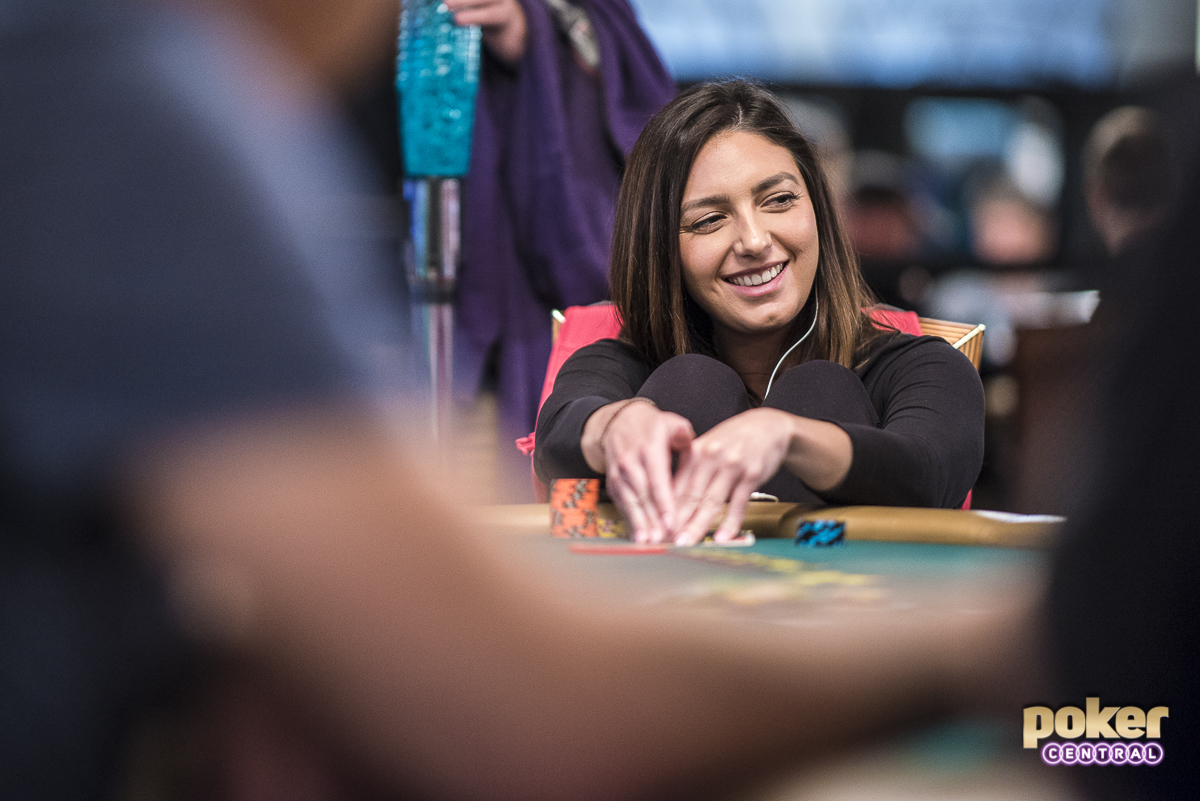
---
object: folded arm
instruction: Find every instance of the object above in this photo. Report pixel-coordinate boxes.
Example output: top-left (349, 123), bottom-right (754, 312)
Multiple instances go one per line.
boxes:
top-left (826, 338), bottom-right (985, 508)
top-left (126, 405), bottom-right (1036, 801)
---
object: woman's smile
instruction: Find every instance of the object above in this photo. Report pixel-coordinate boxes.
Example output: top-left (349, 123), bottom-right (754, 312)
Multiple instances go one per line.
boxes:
top-left (724, 260), bottom-right (787, 291)
top-left (678, 130), bottom-right (819, 340)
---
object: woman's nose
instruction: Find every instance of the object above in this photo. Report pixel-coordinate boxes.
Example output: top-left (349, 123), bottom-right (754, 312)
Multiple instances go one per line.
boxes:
top-left (732, 214), bottom-right (770, 257)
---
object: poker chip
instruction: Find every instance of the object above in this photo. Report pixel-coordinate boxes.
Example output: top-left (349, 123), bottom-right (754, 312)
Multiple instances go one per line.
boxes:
top-left (549, 478), bottom-right (601, 538)
top-left (793, 519), bottom-right (846, 547)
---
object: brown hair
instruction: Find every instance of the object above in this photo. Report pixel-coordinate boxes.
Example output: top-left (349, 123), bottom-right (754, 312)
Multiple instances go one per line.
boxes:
top-left (610, 80), bottom-right (884, 370)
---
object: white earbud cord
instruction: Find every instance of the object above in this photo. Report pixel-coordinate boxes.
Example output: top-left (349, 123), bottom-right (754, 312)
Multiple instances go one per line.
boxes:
top-left (763, 289), bottom-right (818, 400)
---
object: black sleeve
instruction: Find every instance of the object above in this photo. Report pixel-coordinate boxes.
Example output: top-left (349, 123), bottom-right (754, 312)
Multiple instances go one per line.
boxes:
top-left (823, 336), bottom-right (985, 509)
top-left (533, 339), bottom-right (651, 481)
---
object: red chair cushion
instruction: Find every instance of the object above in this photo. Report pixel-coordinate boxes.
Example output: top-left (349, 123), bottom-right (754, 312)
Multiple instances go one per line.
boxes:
top-left (540, 304), bottom-right (623, 411)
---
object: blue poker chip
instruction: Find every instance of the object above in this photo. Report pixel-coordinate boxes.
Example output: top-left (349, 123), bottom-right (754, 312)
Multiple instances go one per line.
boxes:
top-left (793, 519), bottom-right (846, 547)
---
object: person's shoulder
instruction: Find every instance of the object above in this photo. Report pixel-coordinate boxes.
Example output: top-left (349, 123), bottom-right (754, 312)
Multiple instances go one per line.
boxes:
top-left (857, 331), bottom-right (972, 375)
top-left (549, 338), bottom-right (651, 400)
top-left (568, 337), bottom-right (645, 364)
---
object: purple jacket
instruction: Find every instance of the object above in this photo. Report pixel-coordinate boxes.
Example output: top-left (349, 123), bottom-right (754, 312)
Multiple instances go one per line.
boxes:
top-left (456, 0), bottom-right (674, 447)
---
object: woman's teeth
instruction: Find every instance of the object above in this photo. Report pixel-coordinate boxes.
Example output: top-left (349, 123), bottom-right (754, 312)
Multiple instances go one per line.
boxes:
top-left (728, 263), bottom-right (783, 287)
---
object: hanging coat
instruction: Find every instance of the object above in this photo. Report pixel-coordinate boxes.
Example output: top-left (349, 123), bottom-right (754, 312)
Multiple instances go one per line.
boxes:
top-left (456, 0), bottom-right (675, 442)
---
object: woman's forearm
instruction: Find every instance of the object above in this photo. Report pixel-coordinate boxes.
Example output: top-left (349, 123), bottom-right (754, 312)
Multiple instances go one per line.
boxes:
top-left (782, 415), bottom-right (854, 493)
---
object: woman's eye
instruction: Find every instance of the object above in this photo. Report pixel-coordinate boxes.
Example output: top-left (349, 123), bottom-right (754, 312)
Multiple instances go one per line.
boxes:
top-left (685, 214), bottom-right (724, 233)
top-left (765, 192), bottom-right (798, 208)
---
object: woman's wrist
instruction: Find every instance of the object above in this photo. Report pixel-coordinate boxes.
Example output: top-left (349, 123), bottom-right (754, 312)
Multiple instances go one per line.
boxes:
top-left (581, 398), bottom-right (656, 473)
top-left (600, 397), bottom-right (657, 443)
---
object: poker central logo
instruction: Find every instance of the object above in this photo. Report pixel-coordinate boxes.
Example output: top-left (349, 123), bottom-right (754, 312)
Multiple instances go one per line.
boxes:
top-left (1024, 699), bottom-right (1168, 766)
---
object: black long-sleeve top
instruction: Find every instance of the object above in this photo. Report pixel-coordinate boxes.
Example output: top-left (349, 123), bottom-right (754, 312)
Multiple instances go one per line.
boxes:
top-left (533, 334), bottom-right (985, 508)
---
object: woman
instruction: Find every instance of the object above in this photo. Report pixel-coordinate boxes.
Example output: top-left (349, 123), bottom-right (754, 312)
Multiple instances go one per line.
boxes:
top-left (535, 81), bottom-right (984, 545)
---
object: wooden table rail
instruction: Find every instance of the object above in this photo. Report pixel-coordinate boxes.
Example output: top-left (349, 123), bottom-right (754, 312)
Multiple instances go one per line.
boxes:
top-left (475, 502), bottom-right (1064, 549)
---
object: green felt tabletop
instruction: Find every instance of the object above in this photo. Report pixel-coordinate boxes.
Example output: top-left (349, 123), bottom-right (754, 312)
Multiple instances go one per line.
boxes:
top-left (738, 537), bottom-right (1042, 575)
top-left (507, 534), bottom-right (1047, 620)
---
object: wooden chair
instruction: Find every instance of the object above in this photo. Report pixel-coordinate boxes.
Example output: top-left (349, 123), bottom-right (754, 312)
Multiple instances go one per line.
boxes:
top-left (518, 302), bottom-right (984, 505)
top-left (916, 317), bottom-right (985, 371)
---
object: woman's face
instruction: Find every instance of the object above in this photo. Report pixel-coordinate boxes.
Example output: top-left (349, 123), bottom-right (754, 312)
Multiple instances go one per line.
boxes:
top-left (678, 130), bottom-right (820, 343)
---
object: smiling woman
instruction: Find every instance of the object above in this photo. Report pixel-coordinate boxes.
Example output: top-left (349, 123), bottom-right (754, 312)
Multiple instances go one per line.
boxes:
top-left (534, 81), bottom-right (985, 545)
top-left (678, 131), bottom-right (821, 361)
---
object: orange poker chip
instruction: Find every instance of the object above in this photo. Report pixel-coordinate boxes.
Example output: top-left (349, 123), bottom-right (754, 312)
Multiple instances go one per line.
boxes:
top-left (549, 478), bottom-right (600, 538)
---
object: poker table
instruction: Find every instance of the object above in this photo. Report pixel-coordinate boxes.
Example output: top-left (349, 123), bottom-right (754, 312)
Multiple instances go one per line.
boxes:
top-left (481, 501), bottom-right (1054, 617)
top-left (476, 501), bottom-right (1073, 801)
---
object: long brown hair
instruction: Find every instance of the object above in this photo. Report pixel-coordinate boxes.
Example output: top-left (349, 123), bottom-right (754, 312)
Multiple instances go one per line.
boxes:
top-left (610, 80), bottom-right (885, 370)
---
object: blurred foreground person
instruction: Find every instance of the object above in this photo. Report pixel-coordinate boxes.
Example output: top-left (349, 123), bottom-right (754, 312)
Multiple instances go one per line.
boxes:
top-left (1045, 79), bottom-right (1200, 801)
top-left (2, 1), bottom-right (1032, 799)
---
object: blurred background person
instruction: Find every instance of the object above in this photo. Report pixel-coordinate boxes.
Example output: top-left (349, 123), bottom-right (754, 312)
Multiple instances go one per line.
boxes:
top-left (1007, 100), bottom-right (1176, 516)
top-left (843, 150), bottom-right (927, 309)
top-left (968, 173), bottom-right (1058, 267)
top-left (346, 0), bottom-right (675, 498)
top-left (1082, 105), bottom-right (1174, 260)
top-left (923, 169), bottom-right (1063, 364)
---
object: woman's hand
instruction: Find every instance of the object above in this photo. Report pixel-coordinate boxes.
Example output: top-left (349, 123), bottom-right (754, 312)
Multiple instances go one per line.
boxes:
top-left (671, 410), bottom-right (854, 546)
top-left (670, 409), bottom-right (793, 546)
top-left (582, 399), bottom-right (695, 544)
top-left (444, 0), bottom-right (528, 68)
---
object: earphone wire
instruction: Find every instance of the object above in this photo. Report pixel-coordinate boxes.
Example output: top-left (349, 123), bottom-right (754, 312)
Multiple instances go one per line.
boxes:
top-left (763, 289), bottom-right (818, 400)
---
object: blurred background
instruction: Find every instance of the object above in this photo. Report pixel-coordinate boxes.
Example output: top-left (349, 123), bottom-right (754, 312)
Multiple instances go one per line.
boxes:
top-left (622, 0), bottom-right (1198, 511)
